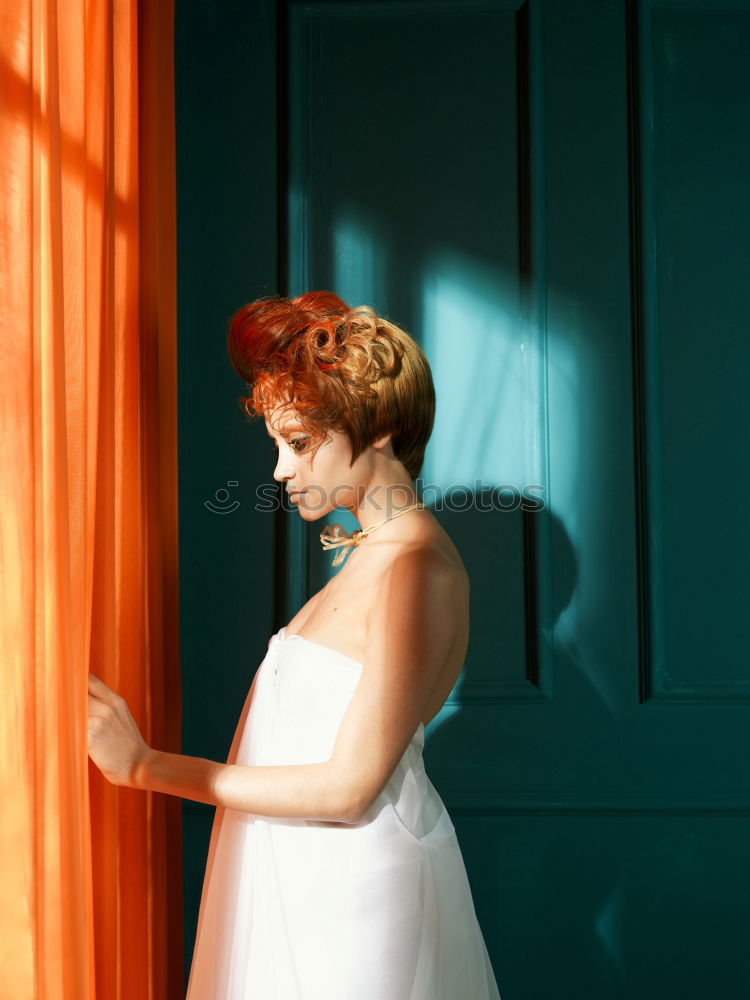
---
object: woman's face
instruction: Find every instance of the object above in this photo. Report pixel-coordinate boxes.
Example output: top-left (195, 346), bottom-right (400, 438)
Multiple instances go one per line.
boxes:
top-left (265, 404), bottom-right (372, 520)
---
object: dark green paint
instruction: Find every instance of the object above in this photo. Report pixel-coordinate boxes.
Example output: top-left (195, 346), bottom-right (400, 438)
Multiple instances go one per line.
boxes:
top-left (175, 1), bottom-right (750, 995)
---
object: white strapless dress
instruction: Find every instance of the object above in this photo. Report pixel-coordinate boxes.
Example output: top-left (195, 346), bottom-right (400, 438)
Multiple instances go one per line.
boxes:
top-left (186, 626), bottom-right (501, 999)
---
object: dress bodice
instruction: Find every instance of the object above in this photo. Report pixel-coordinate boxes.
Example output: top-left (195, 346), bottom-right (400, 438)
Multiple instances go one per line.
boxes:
top-left (185, 626), bottom-right (502, 999)
top-left (234, 626), bottom-right (425, 769)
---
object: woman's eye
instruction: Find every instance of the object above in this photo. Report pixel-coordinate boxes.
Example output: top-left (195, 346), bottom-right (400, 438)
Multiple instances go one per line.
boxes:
top-left (270, 437), bottom-right (309, 453)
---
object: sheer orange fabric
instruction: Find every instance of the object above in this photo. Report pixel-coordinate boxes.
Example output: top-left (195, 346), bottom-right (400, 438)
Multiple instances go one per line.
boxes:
top-left (0, 1), bottom-right (182, 997)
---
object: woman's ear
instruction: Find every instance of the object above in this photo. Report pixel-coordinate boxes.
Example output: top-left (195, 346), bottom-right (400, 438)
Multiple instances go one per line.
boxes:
top-left (370, 430), bottom-right (393, 451)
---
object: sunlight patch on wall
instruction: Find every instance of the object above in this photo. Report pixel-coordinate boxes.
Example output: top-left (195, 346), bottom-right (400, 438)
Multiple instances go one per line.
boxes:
top-left (332, 203), bottom-right (386, 308)
top-left (314, 206), bottom-right (390, 556)
top-left (594, 877), bottom-right (626, 982)
top-left (420, 248), bottom-right (543, 498)
top-left (288, 172), bottom-right (309, 294)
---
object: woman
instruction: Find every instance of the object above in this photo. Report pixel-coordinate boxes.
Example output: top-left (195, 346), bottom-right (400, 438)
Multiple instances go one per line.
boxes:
top-left (88, 291), bottom-right (502, 999)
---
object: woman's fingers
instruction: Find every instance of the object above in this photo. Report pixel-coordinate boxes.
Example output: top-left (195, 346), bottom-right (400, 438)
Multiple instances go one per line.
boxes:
top-left (86, 677), bottom-right (150, 787)
top-left (88, 672), bottom-right (122, 707)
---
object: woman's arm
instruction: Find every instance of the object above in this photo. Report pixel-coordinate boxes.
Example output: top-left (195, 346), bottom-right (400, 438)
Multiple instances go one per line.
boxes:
top-left (132, 749), bottom-right (354, 822)
top-left (89, 550), bottom-right (459, 825)
top-left (88, 653), bottom-right (357, 823)
top-left (328, 547), bottom-right (462, 821)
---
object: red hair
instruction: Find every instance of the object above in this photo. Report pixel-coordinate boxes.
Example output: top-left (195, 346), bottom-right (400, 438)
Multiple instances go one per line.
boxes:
top-left (225, 291), bottom-right (435, 480)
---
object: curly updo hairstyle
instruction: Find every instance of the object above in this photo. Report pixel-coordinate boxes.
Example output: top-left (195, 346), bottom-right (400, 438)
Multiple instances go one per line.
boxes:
top-left (226, 291), bottom-right (435, 481)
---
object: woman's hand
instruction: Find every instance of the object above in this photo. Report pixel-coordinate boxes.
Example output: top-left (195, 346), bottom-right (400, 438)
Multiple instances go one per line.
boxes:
top-left (87, 674), bottom-right (153, 788)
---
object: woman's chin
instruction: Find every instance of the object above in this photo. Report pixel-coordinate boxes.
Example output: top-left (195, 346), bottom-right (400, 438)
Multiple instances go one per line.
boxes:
top-left (292, 499), bottom-right (328, 522)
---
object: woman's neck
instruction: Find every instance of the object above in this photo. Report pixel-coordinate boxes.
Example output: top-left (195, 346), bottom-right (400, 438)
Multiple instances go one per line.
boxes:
top-left (348, 480), bottom-right (423, 533)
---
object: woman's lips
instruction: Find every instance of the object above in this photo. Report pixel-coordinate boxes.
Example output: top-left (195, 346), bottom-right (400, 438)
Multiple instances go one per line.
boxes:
top-left (289, 491), bottom-right (305, 503)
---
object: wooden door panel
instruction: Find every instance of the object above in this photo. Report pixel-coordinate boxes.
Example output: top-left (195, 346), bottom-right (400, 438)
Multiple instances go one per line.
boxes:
top-left (176, 1), bottom-right (750, 993)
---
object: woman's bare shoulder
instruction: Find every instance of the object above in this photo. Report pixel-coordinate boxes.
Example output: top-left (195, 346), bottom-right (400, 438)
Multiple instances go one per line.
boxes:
top-left (363, 524), bottom-right (470, 632)
top-left (386, 521), bottom-right (469, 589)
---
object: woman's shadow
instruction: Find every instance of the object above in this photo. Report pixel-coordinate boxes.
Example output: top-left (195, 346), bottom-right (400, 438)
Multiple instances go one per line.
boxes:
top-left (427, 493), bottom-right (630, 1000)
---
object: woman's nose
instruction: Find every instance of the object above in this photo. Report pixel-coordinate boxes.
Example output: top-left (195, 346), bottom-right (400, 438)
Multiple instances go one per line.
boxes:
top-left (273, 454), bottom-right (294, 483)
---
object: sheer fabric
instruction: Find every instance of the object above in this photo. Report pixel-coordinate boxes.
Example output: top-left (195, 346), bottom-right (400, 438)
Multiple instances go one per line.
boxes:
top-left (187, 628), bottom-right (502, 999)
top-left (0, 1), bottom-right (181, 996)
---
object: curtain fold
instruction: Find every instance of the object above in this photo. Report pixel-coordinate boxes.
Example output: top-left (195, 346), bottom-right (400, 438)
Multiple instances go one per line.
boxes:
top-left (0, 1), bottom-right (182, 997)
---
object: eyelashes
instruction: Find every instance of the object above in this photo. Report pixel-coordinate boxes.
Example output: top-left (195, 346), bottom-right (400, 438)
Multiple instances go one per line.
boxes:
top-left (270, 436), bottom-right (309, 454)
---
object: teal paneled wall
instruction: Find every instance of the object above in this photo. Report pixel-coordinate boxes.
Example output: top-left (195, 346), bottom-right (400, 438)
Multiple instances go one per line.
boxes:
top-left (175, 1), bottom-right (750, 996)
top-left (174, 0), bottom-right (280, 986)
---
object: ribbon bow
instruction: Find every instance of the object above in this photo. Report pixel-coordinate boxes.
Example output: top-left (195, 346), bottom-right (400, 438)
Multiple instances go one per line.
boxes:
top-left (319, 502), bottom-right (427, 568)
top-left (319, 523), bottom-right (364, 567)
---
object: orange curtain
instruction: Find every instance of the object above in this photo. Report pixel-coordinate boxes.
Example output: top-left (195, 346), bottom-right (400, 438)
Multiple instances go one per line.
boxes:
top-left (0, 1), bottom-right (183, 997)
